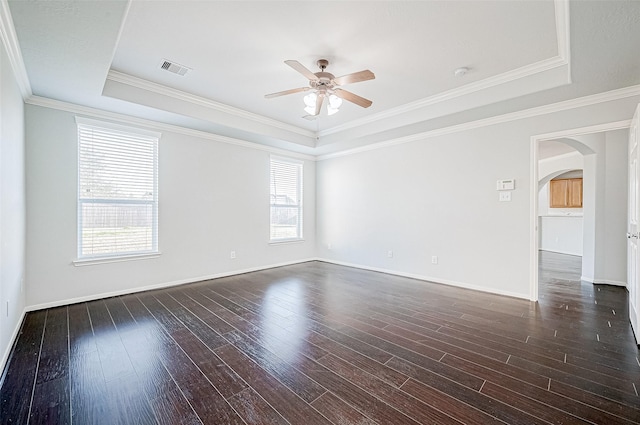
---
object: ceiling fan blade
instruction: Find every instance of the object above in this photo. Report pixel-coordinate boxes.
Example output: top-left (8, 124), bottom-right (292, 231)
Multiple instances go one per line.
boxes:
top-left (334, 89), bottom-right (372, 108)
top-left (333, 70), bottom-right (375, 86)
top-left (264, 87), bottom-right (309, 99)
top-left (314, 92), bottom-right (325, 116)
top-left (285, 60), bottom-right (319, 82)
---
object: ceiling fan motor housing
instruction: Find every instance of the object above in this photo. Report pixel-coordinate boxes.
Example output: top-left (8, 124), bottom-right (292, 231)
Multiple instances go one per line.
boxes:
top-left (312, 72), bottom-right (335, 88)
top-left (312, 60), bottom-right (334, 90)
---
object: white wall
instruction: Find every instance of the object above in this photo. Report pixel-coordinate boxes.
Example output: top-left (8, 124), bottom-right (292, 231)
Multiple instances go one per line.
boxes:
top-left (0, 38), bottom-right (26, 369)
top-left (19, 82), bottom-right (640, 308)
top-left (25, 105), bottom-right (316, 308)
top-left (539, 216), bottom-right (583, 256)
top-left (318, 124), bottom-right (532, 299)
top-left (582, 140), bottom-right (600, 283)
top-left (602, 129), bottom-right (628, 285)
top-left (317, 96), bottom-right (640, 299)
top-left (565, 131), bottom-right (628, 286)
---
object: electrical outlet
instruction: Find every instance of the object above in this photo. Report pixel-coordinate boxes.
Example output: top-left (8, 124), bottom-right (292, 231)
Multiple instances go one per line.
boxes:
top-left (6, 301), bottom-right (8, 317)
top-left (327, 243), bottom-right (332, 250)
top-left (431, 256), bottom-right (438, 265)
top-left (387, 250), bottom-right (393, 258)
top-left (230, 251), bottom-right (236, 259)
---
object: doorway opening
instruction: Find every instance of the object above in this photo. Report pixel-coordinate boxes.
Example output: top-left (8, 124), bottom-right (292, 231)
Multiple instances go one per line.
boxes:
top-left (537, 141), bottom-right (584, 296)
top-left (529, 121), bottom-right (631, 301)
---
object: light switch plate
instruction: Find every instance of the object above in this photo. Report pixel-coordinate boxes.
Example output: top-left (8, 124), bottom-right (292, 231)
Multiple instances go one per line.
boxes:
top-left (499, 191), bottom-right (511, 202)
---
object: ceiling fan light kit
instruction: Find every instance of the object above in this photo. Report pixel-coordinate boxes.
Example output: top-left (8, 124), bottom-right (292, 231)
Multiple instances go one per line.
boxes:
top-left (265, 59), bottom-right (375, 118)
top-left (327, 94), bottom-right (343, 115)
top-left (303, 92), bottom-right (317, 109)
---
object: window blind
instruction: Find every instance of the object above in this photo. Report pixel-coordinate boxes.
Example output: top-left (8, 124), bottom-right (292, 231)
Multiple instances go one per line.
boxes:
top-left (270, 157), bottom-right (303, 241)
top-left (77, 118), bottom-right (159, 258)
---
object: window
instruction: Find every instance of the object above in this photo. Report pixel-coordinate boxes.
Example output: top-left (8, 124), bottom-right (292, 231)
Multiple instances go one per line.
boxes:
top-left (77, 117), bottom-right (159, 260)
top-left (270, 156), bottom-right (303, 241)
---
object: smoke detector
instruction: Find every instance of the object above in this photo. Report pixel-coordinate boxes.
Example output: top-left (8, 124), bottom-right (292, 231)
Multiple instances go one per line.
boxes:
top-left (454, 67), bottom-right (469, 77)
top-left (159, 59), bottom-right (191, 76)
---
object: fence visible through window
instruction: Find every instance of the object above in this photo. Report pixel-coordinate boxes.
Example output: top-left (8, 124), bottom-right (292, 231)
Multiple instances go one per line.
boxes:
top-left (77, 117), bottom-right (160, 258)
top-left (270, 157), bottom-right (303, 241)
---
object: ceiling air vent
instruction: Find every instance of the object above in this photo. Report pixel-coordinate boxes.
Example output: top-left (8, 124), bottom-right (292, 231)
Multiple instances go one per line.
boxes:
top-left (159, 59), bottom-right (191, 76)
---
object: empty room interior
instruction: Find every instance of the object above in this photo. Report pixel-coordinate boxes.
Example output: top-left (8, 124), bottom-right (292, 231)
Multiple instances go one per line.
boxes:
top-left (2, 0), bottom-right (640, 424)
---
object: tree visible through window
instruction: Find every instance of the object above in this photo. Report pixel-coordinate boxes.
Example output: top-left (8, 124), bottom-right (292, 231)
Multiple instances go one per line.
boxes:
top-left (270, 157), bottom-right (303, 241)
top-left (77, 118), bottom-right (159, 258)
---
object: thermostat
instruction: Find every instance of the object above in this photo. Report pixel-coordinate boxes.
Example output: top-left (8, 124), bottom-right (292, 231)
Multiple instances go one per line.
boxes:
top-left (496, 179), bottom-right (515, 191)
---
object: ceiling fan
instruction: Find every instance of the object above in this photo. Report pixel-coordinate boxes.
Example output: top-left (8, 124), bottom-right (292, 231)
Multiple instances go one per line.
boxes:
top-left (265, 59), bottom-right (375, 117)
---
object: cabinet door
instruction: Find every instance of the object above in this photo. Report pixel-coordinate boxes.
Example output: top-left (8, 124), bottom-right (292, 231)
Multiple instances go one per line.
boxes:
top-left (568, 178), bottom-right (583, 207)
top-left (549, 179), bottom-right (568, 208)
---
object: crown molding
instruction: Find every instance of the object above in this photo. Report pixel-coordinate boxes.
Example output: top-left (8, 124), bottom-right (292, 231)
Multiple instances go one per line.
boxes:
top-left (26, 82), bottom-right (640, 164)
top-left (105, 0), bottom-right (132, 78)
top-left (106, 70), bottom-right (315, 139)
top-left (555, 0), bottom-right (571, 76)
top-left (319, 0), bottom-right (571, 139)
top-left (317, 85), bottom-right (640, 161)
top-left (0, 0), bottom-right (32, 99)
top-left (533, 119), bottom-right (632, 143)
top-left (26, 95), bottom-right (316, 161)
top-left (319, 55), bottom-right (570, 139)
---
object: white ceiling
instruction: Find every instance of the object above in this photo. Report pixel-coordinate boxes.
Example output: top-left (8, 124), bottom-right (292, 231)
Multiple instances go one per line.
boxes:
top-left (6, 0), bottom-right (640, 155)
top-left (112, 1), bottom-right (557, 127)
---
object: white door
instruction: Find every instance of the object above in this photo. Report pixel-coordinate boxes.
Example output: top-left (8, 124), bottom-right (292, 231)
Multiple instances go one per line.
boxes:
top-left (628, 104), bottom-right (640, 344)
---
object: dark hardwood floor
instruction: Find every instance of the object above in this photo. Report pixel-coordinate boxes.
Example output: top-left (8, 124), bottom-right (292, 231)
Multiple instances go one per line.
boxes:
top-left (2, 252), bottom-right (640, 424)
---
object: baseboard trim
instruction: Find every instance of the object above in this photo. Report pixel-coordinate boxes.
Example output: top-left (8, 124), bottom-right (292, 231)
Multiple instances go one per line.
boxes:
top-left (580, 276), bottom-right (627, 287)
top-left (594, 279), bottom-right (627, 287)
top-left (26, 258), bottom-right (318, 312)
top-left (0, 308), bottom-right (27, 385)
top-left (317, 258), bottom-right (529, 300)
top-left (539, 249), bottom-right (582, 257)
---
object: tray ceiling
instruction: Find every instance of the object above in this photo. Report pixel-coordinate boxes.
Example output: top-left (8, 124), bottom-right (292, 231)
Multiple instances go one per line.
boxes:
top-left (6, 1), bottom-right (640, 154)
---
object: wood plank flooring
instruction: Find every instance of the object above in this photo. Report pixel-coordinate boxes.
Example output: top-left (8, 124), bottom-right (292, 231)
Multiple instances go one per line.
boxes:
top-left (2, 252), bottom-right (639, 424)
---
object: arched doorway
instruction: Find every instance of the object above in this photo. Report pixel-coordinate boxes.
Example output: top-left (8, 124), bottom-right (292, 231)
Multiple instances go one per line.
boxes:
top-left (530, 123), bottom-right (629, 301)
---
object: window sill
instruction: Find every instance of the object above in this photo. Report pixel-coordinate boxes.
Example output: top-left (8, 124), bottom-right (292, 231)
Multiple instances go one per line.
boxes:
top-left (73, 252), bottom-right (161, 267)
top-left (269, 239), bottom-right (305, 246)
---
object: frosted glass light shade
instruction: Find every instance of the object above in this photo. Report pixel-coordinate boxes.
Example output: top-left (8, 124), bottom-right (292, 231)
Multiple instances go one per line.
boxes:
top-left (301, 92), bottom-right (342, 115)
top-left (327, 94), bottom-right (342, 115)
top-left (303, 92), bottom-right (317, 108)
top-left (328, 94), bottom-right (342, 108)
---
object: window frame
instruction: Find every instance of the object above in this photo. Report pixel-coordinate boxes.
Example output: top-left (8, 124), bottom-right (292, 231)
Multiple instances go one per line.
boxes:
top-left (269, 155), bottom-right (304, 243)
top-left (74, 117), bottom-right (160, 264)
